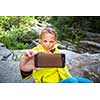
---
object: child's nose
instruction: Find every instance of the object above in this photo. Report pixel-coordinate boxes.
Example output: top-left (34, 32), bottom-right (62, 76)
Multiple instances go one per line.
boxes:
top-left (46, 42), bottom-right (50, 46)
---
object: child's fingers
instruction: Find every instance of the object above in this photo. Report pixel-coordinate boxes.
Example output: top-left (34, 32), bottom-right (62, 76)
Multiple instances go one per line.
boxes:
top-left (31, 50), bottom-right (43, 56)
top-left (25, 50), bottom-right (38, 58)
top-left (24, 50), bottom-right (31, 58)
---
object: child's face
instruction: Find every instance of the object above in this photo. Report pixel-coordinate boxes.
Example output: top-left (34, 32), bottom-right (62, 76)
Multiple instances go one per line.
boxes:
top-left (40, 33), bottom-right (56, 51)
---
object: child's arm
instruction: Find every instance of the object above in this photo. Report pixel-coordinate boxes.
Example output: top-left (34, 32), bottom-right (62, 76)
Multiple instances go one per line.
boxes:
top-left (19, 49), bottom-right (37, 71)
top-left (19, 50), bottom-right (39, 79)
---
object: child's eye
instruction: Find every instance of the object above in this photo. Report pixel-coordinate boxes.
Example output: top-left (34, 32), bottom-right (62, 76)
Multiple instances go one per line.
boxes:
top-left (43, 40), bottom-right (47, 43)
top-left (50, 41), bottom-right (54, 43)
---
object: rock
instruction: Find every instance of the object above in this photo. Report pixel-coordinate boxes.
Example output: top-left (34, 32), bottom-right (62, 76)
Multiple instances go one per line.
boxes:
top-left (77, 40), bottom-right (100, 53)
top-left (84, 32), bottom-right (100, 43)
top-left (76, 32), bottom-right (100, 53)
top-left (0, 43), bottom-right (6, 47)
top-left (31, 39), bottom-right (40, 46)
top-left (0, 43), bottom-right (100, 83)
top-left (80, 40), bottom-right (100, 48)
top-left (60, 50), bottom-right (100, 82)
top-left (0, 44), bottom-right (33, 83)
top-left (0, 61), bottom-right (34, 83)
top-left (0, 43), bottom-right (13, 61)
top-left (56, 43), bottom-right (66, 49)
top-left (61, 40), bottom-right (77, 51)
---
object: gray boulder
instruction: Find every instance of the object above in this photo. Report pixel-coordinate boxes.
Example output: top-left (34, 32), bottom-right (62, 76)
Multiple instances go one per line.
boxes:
top-left (60, 50), bottom-right (100, 82)
top-left (0, 61), bottom-right (34, 83)
top-left (0, 43), bottom-right (13, 61)
top-left (0, 43), bottom-right (34, 83)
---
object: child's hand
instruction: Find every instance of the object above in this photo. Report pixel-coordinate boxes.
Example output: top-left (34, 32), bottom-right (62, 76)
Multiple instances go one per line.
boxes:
top-left (19, 49), bottom-right (39, 72)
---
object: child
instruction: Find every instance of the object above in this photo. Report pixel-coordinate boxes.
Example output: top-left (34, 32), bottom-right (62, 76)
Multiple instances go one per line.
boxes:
top-left (19, 27), bottom-right (93, 83)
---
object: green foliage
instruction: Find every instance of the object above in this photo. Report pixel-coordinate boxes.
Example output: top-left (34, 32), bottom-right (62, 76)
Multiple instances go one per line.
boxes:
top-left (0, 16), bottom-right (35, 31)
top-left (35, 16), bottom-right (51, 23)
top-left (0, 35), bottom-right (11, 48)
top-left (0, 16), bottom-right (37, 50)
top-left (0, 16), bottom-right (100, 50)
top-left (16, 43), bottom-right (26, 50)
top-left (48, 16), bottom-right (100, 43)
top-left (17, 30), bottom-right (38, 44)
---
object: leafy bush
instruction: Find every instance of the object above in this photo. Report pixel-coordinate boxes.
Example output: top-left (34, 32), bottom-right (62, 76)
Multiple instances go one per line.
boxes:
top-left (0, 35), bottom-right (11, 48)
top-left (17, 30), bottom-right (38, 44)
top-left (48, 16), bottom-right (100, 43)
top-left (16, 43), bottom-right (26, 50)
top-left (0, 16), bottom-right (37, 50)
